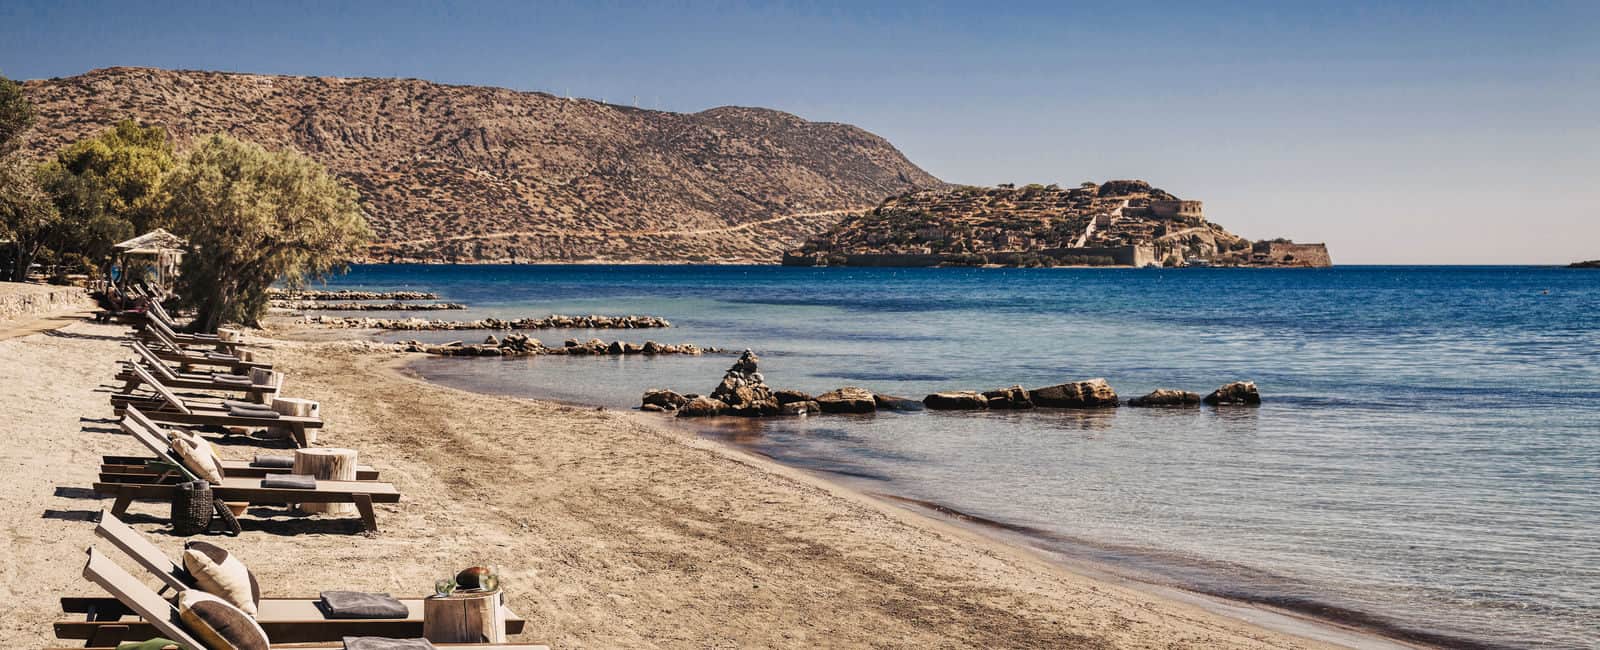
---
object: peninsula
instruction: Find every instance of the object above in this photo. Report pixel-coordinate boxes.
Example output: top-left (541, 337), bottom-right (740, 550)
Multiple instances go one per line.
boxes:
top-left (784, 181), bottom-right (1331, 268)
top-left (20, 67), bottom-right (939, 264)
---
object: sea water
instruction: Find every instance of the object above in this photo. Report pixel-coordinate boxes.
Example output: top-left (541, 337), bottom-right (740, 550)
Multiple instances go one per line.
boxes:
top-left (310, 264), bottom-right (1599, 648)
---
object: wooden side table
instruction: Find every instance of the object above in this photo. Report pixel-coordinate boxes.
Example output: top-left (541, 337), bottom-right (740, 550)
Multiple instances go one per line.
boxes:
top-left (424, 589), bottom-right (506, 643)
top-left (293, 447), bottom-right (358, 514)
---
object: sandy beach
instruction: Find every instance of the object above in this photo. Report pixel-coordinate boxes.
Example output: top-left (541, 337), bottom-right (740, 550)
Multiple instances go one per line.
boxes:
top-left (1, 316), bottom-right (1368, 648)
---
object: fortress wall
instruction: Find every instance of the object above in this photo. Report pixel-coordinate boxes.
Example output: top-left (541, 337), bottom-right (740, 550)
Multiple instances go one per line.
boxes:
top-left (1257, 243), bottom-right (1332, 267)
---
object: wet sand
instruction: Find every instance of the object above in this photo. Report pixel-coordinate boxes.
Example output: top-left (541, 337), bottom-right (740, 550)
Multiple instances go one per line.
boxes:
top-left (2, 318), bottom-right (1385, 648)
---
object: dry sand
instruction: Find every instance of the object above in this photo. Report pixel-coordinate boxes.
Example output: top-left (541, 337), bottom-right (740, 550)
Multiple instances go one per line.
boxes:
top-left (1, 318), bottom-right (1367, 648)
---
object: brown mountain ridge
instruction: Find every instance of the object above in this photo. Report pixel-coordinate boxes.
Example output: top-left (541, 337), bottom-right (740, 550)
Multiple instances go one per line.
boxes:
top-left (20, 67), bottom-right (940, 263)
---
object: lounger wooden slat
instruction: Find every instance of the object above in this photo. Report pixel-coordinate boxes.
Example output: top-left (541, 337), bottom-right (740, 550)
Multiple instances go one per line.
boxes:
top-left (62, 548), bottom-right (542, 648)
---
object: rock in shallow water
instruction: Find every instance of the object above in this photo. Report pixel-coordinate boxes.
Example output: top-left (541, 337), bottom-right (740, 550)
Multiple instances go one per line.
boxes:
top-left (816, 387), bottom-right (877, 413)
top-left (641, 389), bottom-right (688, 411)
top-left (923, 391), bottom-right (989, 410)
top-left (677, 396), bottom-right (727, 417)
top-left (1203, 381), bottom-right (1261, 406)
top-left (1029, 378), bottom-right (1119, 408)
top-left (1128, 389), bottom-right (1201, 407)
top-left (982, 385), bottom-right (1033, 409)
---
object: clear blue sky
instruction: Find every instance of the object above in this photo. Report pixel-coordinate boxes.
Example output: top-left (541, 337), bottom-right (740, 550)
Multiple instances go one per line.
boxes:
top-left (3, 1), bottom-right (1596, 263)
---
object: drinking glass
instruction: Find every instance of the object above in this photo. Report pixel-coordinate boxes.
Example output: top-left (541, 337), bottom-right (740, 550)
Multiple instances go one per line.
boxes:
top-left (434, 578), bottom-right (456, 597)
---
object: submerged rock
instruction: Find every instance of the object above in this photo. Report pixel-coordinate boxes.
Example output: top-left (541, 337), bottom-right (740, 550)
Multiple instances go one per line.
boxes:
top-left (982, 385), bottom-right (1033, 409)
top-left (1203, 381), bottom-right (1261, 406)
top-left (774, 389), bottom-right (815, 405)
top-left (816, 387), bottom-right (877, 413)
top-left (1030, 378), bottom-right (1119, 408)
top-left (873, 394), bottom-right (925, 411)
top-left (923, 391), bottom-right (989, 410)
top-left (779, 400), bottom-right (822, 416)
top-left (1128, 389), bottom-right (1201, 407)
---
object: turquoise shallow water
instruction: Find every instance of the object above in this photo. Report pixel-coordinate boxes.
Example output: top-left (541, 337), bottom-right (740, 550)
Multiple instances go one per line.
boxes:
top-left (313, 264), bottom-right (1599, 648)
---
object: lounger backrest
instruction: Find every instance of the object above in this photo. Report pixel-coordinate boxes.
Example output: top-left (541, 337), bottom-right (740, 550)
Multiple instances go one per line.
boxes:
top-left (120, 407), bottom-right (174, 457)
top-left (95, 510), bottom-right (187, 592)
top-left (149, 298), bottom-right (176, 327)
top-left (130, 364), bottom-right (192, 415)
top-left (83, 547), bottom-right (209, 650)
top-left (130, 341), bottom-right (180, 382)
top-left (148, 313), bottom-right (182, 339)
top-left (143, 320), bottom-right (182, 352)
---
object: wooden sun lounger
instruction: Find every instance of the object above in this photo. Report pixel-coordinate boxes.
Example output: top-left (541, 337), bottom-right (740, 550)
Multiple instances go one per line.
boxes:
top-left (100, 407), bottom-right (379, 482)
top-left (96, 473), bottom-right (399, 532)
top-left (54, 548), bottom-right (544, 649)
top-left (140, 323), bottom-right (269, 372)
top-left (136, 310), bottom-right (246, 352)
top-left (117, 341), bottom-right (282, 402)
top-left (112, 365), bottom-right (320, 448)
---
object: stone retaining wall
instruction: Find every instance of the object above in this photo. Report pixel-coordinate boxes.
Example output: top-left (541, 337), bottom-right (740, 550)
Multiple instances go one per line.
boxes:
top-left (0, 282), bottom-right (92, 322)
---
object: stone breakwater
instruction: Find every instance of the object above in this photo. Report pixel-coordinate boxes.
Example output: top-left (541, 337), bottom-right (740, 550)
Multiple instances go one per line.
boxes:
top-left (396, 333), bottom-right (716, 357)
top-left (301, 314), bottom-right (672, 330)
top-left (268, 289), bottom-right (438, 301)
top-left (643, 352), bottom-right (1260, 418)
top-left (274, 301), bottom-right (468, 311)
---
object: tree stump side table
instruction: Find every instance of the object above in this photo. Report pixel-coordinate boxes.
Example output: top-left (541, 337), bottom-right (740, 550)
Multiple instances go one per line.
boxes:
top-left (270, 397), bottom-right (319, 444)
top-left (292, 447), bottom-right (357, 514)
top-left (424, 589), bottom-right (506, 643)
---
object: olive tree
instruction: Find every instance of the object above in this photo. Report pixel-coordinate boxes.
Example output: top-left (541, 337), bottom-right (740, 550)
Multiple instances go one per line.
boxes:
top-left (38, 120), bottom-right (175, 274)
top-left (165, 135), bottom-right (369, 330)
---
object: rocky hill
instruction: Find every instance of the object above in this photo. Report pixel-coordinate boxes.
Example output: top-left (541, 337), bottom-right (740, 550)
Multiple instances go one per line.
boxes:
top-left (785, 180), bottom-right (1330, 267)
top-left (19, 67), bottom-right (940, 263)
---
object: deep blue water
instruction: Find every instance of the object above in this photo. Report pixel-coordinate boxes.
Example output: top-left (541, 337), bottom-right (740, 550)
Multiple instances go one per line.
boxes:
top-left (310, 264), bottom-right (1599, 648)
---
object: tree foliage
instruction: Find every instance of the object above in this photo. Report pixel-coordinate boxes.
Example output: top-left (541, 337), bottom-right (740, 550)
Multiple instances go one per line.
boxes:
top-left (0, 74), bottom-right (32, 154)
top-left (0, 152), bottom-right (58, 281)
top-left (0, 74), bottom-right (55, 281)
top-left (166, 134), bottom-right (370, 330)
top-left (38, 119), bottom-right (176, 273)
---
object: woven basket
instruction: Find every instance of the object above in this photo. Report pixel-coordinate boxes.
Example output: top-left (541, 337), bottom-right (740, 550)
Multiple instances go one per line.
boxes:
top-left (171, 480), bottom-right (213, 536)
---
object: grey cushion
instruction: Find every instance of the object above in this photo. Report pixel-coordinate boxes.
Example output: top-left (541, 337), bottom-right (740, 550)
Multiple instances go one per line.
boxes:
top-left (261, 474), bottom-right (315, 490)
top-left (343, 637), bottom-right (436, 650)
top-left (321, 592), bottom-right (410, 619)
top-left (250, 455), bottom-right (295, 468)
top-left (227, 405), bottom-right (280, 419)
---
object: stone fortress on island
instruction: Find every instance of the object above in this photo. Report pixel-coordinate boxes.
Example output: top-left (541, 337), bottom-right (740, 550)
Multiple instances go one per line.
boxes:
top-left (784, 180), bottom-right (1331, 268)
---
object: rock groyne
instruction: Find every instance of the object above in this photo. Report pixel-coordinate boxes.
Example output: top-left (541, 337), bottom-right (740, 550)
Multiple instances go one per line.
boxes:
top-left (302, 314), bottom-right (672, 330)
top-left (395, 334), bottom-right (716, 358)
top-left (276, 301), bottom-right (467, 311)
top-left (269, 289), bottom-right (438, 301)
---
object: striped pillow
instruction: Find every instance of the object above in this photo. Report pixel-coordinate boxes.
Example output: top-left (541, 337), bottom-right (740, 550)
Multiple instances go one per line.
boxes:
top-left (177, 590), bottom-right (268, 650)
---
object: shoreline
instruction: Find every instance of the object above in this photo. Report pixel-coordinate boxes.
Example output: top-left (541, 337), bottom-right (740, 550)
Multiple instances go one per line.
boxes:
top-left (2, 316), bottom-right (1426, 648)
top-left (389, 345), bottom-right (1444, 650)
